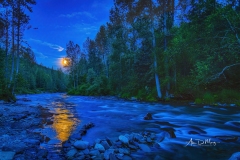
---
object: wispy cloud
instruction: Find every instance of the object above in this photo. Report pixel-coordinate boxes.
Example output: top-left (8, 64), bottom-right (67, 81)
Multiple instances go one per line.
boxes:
top-left (32, 49), bottom-right (48, 59)
top-left (74, 23), bottom-right (98, 32)
top-left (30, 38), bottom-right (64, 52)
top-left (60, 11), bottom-right (96, 19)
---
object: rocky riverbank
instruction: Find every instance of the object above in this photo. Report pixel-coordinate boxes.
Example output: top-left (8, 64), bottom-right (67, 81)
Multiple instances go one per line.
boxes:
top-left (0, 100), bottom-right (56, 159)
top-left (63, 124), bottom-right (163, 160)
top-left (0, 100), bottom-right (164, 160)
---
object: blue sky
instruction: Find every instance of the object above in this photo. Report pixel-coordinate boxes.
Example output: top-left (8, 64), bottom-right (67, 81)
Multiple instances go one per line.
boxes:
top-left (24, 0), bottom-right (114, 69)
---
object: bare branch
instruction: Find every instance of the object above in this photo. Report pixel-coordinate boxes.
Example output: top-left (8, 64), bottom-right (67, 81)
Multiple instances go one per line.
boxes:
top-left (223, 15), bottom-right (240, 45)
top-left (209, 63), bottom-right (240, 81)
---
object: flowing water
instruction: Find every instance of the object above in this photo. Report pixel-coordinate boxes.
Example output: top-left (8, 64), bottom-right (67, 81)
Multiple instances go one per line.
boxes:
top-left (17, 93), bottom-right (240, 160)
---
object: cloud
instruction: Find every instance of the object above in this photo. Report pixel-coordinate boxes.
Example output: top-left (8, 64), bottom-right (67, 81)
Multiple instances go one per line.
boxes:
top-left (74, 23), bottom-right (98, 31)
top-left (32, 49), bottom-right (48, 59)
top-left (60, 11), bottom-right (96, 20)
top-left (30, 38), bottom-right (64, 52)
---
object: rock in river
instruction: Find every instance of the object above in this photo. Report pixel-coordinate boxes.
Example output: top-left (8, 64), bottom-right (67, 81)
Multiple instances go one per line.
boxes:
top-left (73, 140), bottom-right (89, 150)
top-left (119, 135), bottom-right (129, 144)
top-left (104, 149), bottom-right (115, 160)
top-left (138, 144), bottom-right (151, 152)
top-left (94, 143), bottom-right (105, 152)
top-left (144, 113), bottom-right (153, 120)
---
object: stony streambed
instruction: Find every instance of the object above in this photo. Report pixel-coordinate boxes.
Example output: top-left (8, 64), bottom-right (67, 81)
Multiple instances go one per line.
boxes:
top-left (0, 93), bottom-right (240, 160)
top-left (0, 101), bottom-right (50, 159)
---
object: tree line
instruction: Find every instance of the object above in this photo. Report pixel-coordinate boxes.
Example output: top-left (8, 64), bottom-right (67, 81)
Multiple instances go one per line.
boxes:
top-left (65, 0), bottom-right (240, 105)
top-left (0, 0), bottom-right (68, 101)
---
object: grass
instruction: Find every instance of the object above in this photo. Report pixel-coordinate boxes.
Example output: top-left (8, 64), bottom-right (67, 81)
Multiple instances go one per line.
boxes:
top-left (194, 89), bottom-right (240, 106)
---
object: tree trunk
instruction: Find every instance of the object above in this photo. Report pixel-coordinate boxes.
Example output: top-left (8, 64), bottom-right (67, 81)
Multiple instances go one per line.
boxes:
top-left (163, 12), bottom-right (170, 98)
top-left (10, 10), bottom-right (15, 84)
top-left (16, 0), bottom-right (21, 75)
top-left (4, 10), bottom-right (9, 81)
top-left (152, 27), bottom-right (162, 99)
top-left (10, 17), bottom-right (15, 94)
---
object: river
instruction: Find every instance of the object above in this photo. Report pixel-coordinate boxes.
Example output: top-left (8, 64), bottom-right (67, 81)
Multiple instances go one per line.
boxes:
top-left (17, 93), bottom-right (240, 159)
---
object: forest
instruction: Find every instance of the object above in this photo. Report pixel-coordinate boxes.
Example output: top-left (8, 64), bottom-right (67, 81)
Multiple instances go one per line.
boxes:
top-left (1, 0), bottom-right (240, 105)
top-left (0, 0), bottom-right (67, 101)
top-left (65, 0), bottom-right (240, 105)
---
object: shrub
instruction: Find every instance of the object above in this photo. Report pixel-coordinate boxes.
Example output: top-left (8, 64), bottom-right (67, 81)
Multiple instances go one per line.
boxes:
top-left (203, 92), bottom-right (215, 104)
top-left (195, 98), bottom-right (202, 104)
top-left (217, 89), bottom-right (240, 103)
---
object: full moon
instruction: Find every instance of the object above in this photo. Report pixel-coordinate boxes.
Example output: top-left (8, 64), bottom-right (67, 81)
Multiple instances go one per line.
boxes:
top-left (61, 58), bottom-right (70, 67)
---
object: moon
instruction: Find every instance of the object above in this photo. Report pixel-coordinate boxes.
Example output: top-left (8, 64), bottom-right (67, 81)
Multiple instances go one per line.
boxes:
top-left (61, 58), bottom-right (70, 67)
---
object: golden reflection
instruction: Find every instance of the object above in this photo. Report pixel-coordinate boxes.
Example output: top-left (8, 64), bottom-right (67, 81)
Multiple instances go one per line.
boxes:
top-left (52, 108), bottom-right (79, 142)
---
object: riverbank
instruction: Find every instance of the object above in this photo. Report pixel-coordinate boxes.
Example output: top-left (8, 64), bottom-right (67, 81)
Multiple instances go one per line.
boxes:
top-left (0, 100), bottom-right (48, 159)
top-left (0, 98), bottom-right (67, 159)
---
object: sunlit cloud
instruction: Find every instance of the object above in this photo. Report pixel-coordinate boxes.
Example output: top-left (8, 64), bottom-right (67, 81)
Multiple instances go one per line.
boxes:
top-left (60, 11), bottom-right (96, 20)
top-left (29, 38), bottom-right (64, 52)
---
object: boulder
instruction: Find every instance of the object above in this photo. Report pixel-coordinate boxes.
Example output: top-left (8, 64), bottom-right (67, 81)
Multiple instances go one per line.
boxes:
top-left (37, 149), bottom-right (48, 158)
top-left (144, 113), bottom-right (153, 120)
top-left (73, 141), bottom-right (89, 150)
top-left (62, 141), bottom-right (71, 148)
top-left (82, 149), bottom-right (90, 155)
top-left (146, 137), bottom-right (152, 143)
top-left (138, 144), bottom-right (151, 152)
top-left (89, 150), bottom-right (100, 156)
top-left (119, 148), bottom-right (130, 155)
top-left (160, 128), bottom-right (176, 138)
top-left (66, 149), bottom-right (77, 158)
top-left (116, 153), bottom-right (124, 159)
top-left (119, 135), bottom-right (129, 144)
top-left (150, 133), bottom-right (156, 140)
top-left (109, 153), bottom-right (117, 160)
top-left (101, 140), bottom-right (110, 150)
top-left (94, 143), bottom-right (105, 152)
top-left (104, 149), bottom-right (115, 160)
top-left (132, 133), bottom-right (143, 142)
top-left (69, 133), bottom-right (82, 140)
top-left (84, 122), bottom-right (95, 129)
top-left (24, 139), bottom-right (40, 145)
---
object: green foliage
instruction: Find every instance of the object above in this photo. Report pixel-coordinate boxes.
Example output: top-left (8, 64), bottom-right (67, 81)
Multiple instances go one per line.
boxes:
top-left (203, 92), bottom-right (215, 104)
top-left (0, 49), bottom-right (15, 101)
top-left (194, 89), bottom-right (240, 106)
top-left (66, 1), bottom-right (240, 105)
top-left (216, 89), bottom-right (240, 103)
top-left (194, 98), bottom-right (203, 104)
top-left (68, 75), bottom-right (110, 96)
